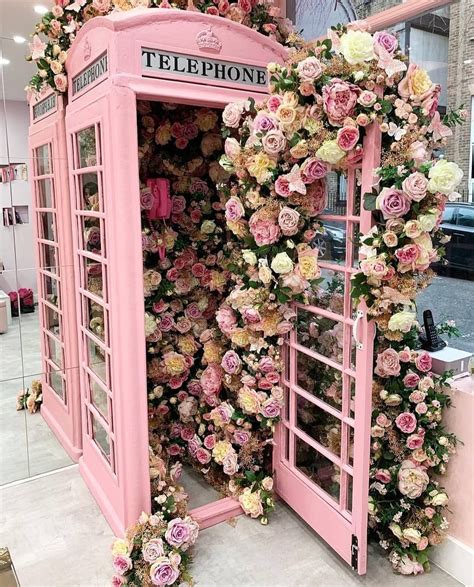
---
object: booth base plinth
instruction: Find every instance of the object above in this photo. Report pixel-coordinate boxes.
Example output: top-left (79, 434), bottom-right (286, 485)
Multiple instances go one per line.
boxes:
top-left (190, 496), bottom-right (244, 530)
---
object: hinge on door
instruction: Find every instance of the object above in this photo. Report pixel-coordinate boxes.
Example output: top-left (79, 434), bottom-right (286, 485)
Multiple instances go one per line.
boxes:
top-left (351, 535), bottom-right (359, 571)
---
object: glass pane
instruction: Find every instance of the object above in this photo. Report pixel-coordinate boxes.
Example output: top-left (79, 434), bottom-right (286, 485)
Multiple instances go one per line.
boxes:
top-left (45, 305), bottom-right (60, 337)
top-left (309, 268), bottom-right (345, 314)
top-left (39, 211), bottom-right (56, 242)
top-left (77, 126), bottom-right (97, 168)
top-left (48, 368), bottom-right (64, 400)
top-left (84, 259), bottom-right (105, 298)
top-left (42, 273), bottom-right (59, 307)
top-left (41, 244), bottom-right (57, 273)
top-left (84, 297), bottom-right (105, 342)
top-left (347, 425), bottom-right (354, 467)
top-left (81, 216), bottom-right (102, 255)
top-left (295, 437), bottom-right (340, 502)
top-left (296, 309), bottom-right (344, 365)
top-left (78, 172), bottom-right (100, 212)
top-left (349, 377), bottom-right (356, 420)
top-left (92, 414), bottom-right (110, 459)
top-left (297, 352), bottom-right (343, 412)
top-left (89, 375), bottom-right (108, 420)
top-left (87, 336), bottom-right (107, 383)
top-left (324, 171), bottom-right (347, 216)
top-left (284, 426), bottom-right (290, 461)
top-left (313, 220), bottom-right (346, 263)
top-left (46, 335), bottom-right (63, 369)
top-left (36, 144), bottom-right (51, 175)
top-left (351, 222), bottom-right (360, 268)
top-left (347, 475), bottom-right (353, 513)
top-left (296, 395), bottom-right (341, 457)
top-left (36, 178), bottom-right (53, 208)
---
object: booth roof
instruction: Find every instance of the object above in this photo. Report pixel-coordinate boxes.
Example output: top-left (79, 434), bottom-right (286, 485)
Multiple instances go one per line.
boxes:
top-left (67, 7), bottom-right (289, 63)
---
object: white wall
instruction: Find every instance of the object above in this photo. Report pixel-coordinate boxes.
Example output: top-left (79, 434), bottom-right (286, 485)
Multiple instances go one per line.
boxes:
top-left (0, 99), bottom-right (37, 295)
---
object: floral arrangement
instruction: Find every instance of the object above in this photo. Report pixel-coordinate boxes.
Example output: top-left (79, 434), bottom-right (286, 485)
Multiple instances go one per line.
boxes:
top-left (16, 380), bottom-right (43, 413)
top-left (27, 0), bottom-right (295, 95)
top-left (217, 21), bottom-right (465, 575)
top-left (8, 289), bottom-right (35, 317)
top-left (111, 445), bottom-right (199, 586)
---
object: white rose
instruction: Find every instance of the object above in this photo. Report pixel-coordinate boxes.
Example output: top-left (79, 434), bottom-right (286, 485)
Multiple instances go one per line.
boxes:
top-left (271, 252), bottom-right (294, 274)
top-left (340, 30), bottom-right (375, 65)
top-left (50, 60), bottom-right (63, 74)
top-left (418, 214), bottom-right (437, 232)
top-left (388, 311), bottom-right (416, 333)
top-left (389, 523), bottom-right (403, 539)
top-left (242, 249), bottom-right (257, 266)
top-left (432, 492), bottom-right (449, 506)
top-left (403, 528), bottom-right (422, 544)
top-left (316, 140), bottom-right (346, 164)
top-left (428, 160), bottom-right (463, 194)
top-left (201, 220), bottom-right (216, 234)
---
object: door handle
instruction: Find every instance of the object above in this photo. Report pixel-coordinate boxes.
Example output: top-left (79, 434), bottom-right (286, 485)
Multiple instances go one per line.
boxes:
top-left (352, 309), bottom-right (364, 351)
top-left (453, 233), bottom-right (464, 237)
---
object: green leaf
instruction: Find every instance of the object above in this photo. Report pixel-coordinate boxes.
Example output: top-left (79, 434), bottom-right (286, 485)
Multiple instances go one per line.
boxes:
top-left (245, 470), bottom-right (257, 483)
top-left (364, 193), bottom-right (377, 211)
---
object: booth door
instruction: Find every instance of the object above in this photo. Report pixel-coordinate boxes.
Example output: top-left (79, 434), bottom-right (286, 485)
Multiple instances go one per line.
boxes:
top-left (274, 127), bottom-right (380, 575)
top-left (30, 128), bottom-right (82, 461)
top-left (66, 90), bottom-right (150, 535)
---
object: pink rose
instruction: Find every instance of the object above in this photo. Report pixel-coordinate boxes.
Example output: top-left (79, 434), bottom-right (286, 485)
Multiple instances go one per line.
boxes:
top-left (203, 434), bottom-right (216, 449)
top-left (422, 84), bottom-right (440, 117)
top-left (216, 306), bottom-right (237, 335)
top-left (113, 555), bottom-right (132, 576)
top-left (140, 189), bottom-right (154, 210)
top-left (222, 102), bottom-right (244, 128)
top-left (224, 137), bottom-right (240, 160)
top-left (278, 206), bottom-right (300, 236)
top-left (407, 433), bottom-right (424, 450)
top-left (253, 112), bottom-right (278, 132)
top-left (375, 348), bottom-right (401, 377)
top-left (172, 195), bottom-right (186, 214)
top-left (223, 451), bottom-right (239, 475)
top-left (357, 90), bottom-right (378, 107)
top-left (112, 575), bottom-right (126, 586)
top-left (221, 350), bottom-right (242, 374)
top-left (267, 95), bottom-right (283, 113)
top-left (374, 469), bottom-right (391, 483)
top-left (409, 390), bottom-right (426, 404)
top-left (376, 413), bottom-right (391, 427)
top-left (201, 364), bottom-right (223, 396)
top-left (395, 412), bottom-right (417, 434)
top-left (415, 402), bottom-right (428, 415)
top-left (376, 188), bottom-right (411, 219)
top-left (262, 130), bottom-right (286, 156)
top-left (54, 74), bottom-right (67, 93)
top-left (402, 172), bottom-right (428, 202)
top-left (373, 31), bottom-right (398, 54)
top-left (296, 56), bottom-right (323, 81)
top-left (304, 179), bottom-right (327, 216)
top-left (398, 349), bottom-right (412, 362)
top-left (395, 244), bottom-right (420, 267)
top-left (259, 357), bottom-right (274, 373)
top-left (261, 398), bottom-right (281, 419)
top-left (142, 538), bottom-right (165, 563)
top-left (415, 351), bottom-right (432, 372)
top-left (397, 460), bottom-right (429, 499)
top-left (301, 157), bottom-right (329, 183)
top-left (185, 303), bottom-right (201, 319)
top-left (417, 536), bottom-right (429, 551)
top-left (225, 196), bottom-right (245, 221)
top-left (249, 217), bottom-right (281, 246)
top-left (410, 140), bottom-right (429, 166)
top-left (275, 175), bottom-right (291, 198)
top-left (336, 126), bottom-right (360, 151)
top-left (425, 507), bottom-right (436, 519)
top-left (195, 448), bottom-right (211, 464)
top-left (404, 372), bottom-right (420, 388)
top-left (233, 430), bottom-right (251, 445)
top-left (322, 78), bottom-right (359, 126)
top-left (243, 308), bottom-right (261, 324)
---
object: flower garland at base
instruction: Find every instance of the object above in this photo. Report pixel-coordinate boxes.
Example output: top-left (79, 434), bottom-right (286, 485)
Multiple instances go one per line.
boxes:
top-left (16, 380), bottom-right (43, 413)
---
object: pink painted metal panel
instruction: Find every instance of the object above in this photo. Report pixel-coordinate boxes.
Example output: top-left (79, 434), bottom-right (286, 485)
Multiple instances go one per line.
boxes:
top-left (274, 123), bottom-right (381, 574)
top-left (64, 11), bottom-right (287, 535)
top-left (28, 90), bottom-right (82, 462)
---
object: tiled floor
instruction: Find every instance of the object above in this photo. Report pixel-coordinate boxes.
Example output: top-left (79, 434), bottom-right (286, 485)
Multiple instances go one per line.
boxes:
top-left (0, 312), bottom-right (72, 485)
top-left (0, 467), bottom-right (460, 587)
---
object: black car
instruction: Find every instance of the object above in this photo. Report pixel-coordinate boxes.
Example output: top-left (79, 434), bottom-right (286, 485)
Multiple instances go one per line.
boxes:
top-left (313, 222), bottom-right (346, 261)
top-left (437, 202), bottom-right (474, 276)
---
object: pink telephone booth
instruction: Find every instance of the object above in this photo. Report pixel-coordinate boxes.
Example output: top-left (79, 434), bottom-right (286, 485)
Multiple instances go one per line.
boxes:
top-left (28, 89), bottom-right (82, 462)
top-left (64, 9), bottom-right (288, 536)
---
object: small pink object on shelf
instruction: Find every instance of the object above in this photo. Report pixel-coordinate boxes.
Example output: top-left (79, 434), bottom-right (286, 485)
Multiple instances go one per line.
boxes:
top-left (146, 178), bottom-right (171, 220)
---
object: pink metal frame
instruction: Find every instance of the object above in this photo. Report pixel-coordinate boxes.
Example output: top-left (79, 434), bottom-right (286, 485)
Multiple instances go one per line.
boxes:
top-left (64, 9), bottom-right (288, 536)
top-left (28, 90), bottom-right (82, 462)
top-left (274, 123), bottom-right (380, 574)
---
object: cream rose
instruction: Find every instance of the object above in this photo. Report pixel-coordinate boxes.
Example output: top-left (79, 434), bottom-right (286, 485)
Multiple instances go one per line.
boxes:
top-left (403, 528), bottom-right (422, 544)
top-left (382, 231), bottom-right (398, 247)
top-left (427, 159), bottom-right (463, 194)
top-left (418, 214), bottom-right (437, 232)
top-left (431, 492), bottom-right (449, 507)
top-left (404, 220), bottom-right (422, 239)
top-left (239, 488), bottom-right (264, 518)
top-left (242, 249), bottom-right (257, 265)
top-left (340, 30), bottom-right (375, 64)
top-left (259, 264), bottom-right (272, 285)
top-left (316, 140), bottom-right (346, 164)
top-left (271, 252), bottom-right (294, 274)
top-left (388, 311), bottom-right (417, 334)
top-left (397, 460), bottom-right (429, 499)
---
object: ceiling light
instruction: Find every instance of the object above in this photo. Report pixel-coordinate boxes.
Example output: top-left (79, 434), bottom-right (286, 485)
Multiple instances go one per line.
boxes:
top-left (13, 36), bottom-right (26, 44)
top-left (34, 5), bottom-right (48, 14)
top-left (1, 58), bottom-right (11, 65)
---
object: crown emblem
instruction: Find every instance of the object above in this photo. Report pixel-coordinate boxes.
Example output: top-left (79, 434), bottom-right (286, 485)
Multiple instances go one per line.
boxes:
top-left (196, 26), bottom-right (222, 53)
top-left (84, 39), bottom-right (92, 61)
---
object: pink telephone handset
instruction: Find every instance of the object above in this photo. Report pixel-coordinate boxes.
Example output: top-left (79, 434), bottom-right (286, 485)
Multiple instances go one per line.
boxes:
top-left (146, 178), bottom-right (172, 220)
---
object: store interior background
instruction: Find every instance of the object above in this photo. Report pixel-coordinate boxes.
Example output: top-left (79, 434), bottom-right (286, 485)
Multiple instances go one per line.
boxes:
top-left (0, 1), bottom-right (472, 585)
